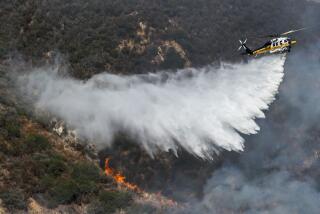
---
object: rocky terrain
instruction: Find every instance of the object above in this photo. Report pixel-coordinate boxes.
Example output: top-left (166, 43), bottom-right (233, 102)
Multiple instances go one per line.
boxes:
top-left (1, 0), bottom-right (319, 78)
top-left (1, 0), bottom-right (320, 213)
top-left (0, 65), bottom-right (135, 213)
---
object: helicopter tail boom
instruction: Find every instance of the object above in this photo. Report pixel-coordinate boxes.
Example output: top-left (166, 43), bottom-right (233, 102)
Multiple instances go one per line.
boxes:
top-left (238, 39), bottom-right (253, 55)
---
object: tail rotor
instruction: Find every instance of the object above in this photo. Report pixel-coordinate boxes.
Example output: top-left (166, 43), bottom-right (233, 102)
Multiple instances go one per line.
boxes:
top-left (238, 38), bottom-right (247, 51)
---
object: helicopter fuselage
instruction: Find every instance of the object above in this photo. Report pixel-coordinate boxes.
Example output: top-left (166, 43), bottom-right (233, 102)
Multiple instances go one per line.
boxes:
top-left (238, 27), bottom-right (310, 56)
top-left (252, 37), bottom-right (297, 55)
top-left (239, 37), bottom-right (298, 56)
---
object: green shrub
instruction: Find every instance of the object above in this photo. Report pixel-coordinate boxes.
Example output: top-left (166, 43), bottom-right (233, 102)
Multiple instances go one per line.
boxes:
top-left (76, 180), bottom-right (98, 195)
top-left (87, 191), bottom-right (132, 214)
top-left (48, 179), bottom-right (79, 205)
top-left (25, 134), bottom-right (51, 152)
top-left (0, 189), bottom-right (27, 211)
top-left (38, 175), bottom-right (56, 191)
top-left (38, 161), bottom-right (103, 207)
top-left (3, 134), bottom-right (51, 156)
top-left (4, 120), bottom-right (20, 138)
top-left (99, 191), bottom-right (132, 211)
top-left (71, 162), bottom-right (101, 195)
top-left (45, 156), bottom-right (67, 176)
top-left (71, 162), bottom-right (101, 182)
top-left (32, 153), bottom-right (67, 177)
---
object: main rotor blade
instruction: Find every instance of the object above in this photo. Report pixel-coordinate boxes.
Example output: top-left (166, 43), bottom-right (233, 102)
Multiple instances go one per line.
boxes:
top-left (254, 26), bottom-right (312, 38)
top-left (249, 34), bottom-right (279, 39)
top-left (263, 34), bottom-right (279, 38)
top-left (280, 27), bottom-right (308, 36)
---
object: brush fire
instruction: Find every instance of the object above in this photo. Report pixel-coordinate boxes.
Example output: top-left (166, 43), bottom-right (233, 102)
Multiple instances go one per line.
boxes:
top-left (104, 158), bottom-right (141, 192)
top-left (104, 158), bottom-right (180, 209)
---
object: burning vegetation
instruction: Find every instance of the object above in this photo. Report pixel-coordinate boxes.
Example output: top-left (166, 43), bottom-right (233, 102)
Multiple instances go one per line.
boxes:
top-left (104, 158), bottom-right (180, 209)
top-left (104, 158), bottom-right (141, 192)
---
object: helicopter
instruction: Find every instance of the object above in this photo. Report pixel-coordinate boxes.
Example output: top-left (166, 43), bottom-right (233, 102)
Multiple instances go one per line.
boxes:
top-left (238, 27), bottom-right (308, 56)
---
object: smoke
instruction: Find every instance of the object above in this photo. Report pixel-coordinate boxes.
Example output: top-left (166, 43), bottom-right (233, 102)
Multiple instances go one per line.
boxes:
top-left (17, 55), bottom-right (285, 158)
top-left (187, 42), bottom-right (320, 213)
top-left (196, 168), bottom-right (320, 213)
top-left (180, 5), bottom-right (320, 212)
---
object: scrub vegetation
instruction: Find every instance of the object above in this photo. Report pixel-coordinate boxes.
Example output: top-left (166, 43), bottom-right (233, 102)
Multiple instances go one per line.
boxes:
top-left (0, 67), bottom-right (133, 212)
top-left (1, 0), bottom-right (319, 78)
top-left (0, 0), bottom-right (320, 212)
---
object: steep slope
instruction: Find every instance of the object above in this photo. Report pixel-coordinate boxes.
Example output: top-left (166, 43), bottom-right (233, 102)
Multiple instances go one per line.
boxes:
top-left (0, 0), bottom-right (320, 212)
top-left (0, 0), bottom-right (319, 78)
top-left (0, 65), bottom-right (140, 213)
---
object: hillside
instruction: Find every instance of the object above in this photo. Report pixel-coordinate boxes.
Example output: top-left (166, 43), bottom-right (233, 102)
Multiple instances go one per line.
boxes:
top-left (0, 65), bottom-right (137, 213)
top-left (0, 0), bottom-right (320, 213)
top-left (1, 0), bottom-right (319, 78)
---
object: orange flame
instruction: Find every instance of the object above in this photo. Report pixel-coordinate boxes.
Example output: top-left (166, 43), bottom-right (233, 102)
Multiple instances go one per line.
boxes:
top-left (104, 158), bottom-right (141, 192)
top-left (104, 158), bottom-right (180, 208)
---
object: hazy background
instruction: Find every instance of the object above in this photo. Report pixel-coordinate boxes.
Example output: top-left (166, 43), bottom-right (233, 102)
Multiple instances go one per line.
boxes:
top-left (186, 40), bottom-right (320, 213)
top-left (1, 0), bottom-right (320, 212)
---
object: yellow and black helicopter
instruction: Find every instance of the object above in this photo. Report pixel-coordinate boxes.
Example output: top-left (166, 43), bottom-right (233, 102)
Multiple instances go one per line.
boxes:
top-left (238, 27), bottom-right (308, 56)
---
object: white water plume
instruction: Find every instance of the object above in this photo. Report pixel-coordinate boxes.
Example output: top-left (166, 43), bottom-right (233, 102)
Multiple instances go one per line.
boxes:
top-left (18, 55), bottom-right (286, 158)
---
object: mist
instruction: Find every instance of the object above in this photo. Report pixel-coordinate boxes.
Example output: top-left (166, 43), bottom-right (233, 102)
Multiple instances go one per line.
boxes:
top-left (185, 4), bottom-right (320, 214)
top-left (17, 55), bottom-right (285, 158)
top-left (187, 42), bottom-right (320, 213)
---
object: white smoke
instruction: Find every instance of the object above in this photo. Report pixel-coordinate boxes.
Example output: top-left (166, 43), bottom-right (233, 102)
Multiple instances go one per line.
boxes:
top-left (17, 55), bottom-right (286, 158)
top-left (187, 43), bottom-right (320, 214)
top-left (196, 167), bottom-right (320, 214)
